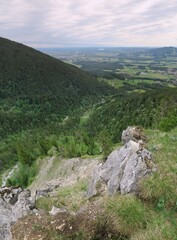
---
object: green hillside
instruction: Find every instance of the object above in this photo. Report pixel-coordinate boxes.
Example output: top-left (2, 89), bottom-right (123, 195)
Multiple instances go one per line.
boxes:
top-left (0, 43), bottom-right (177, 240)
top-left (85, 88), bottom-right (177, 142)
top-left (1, 37), bottom-right (177, 191)
top-left (0, 37), bottom-right (115, 139)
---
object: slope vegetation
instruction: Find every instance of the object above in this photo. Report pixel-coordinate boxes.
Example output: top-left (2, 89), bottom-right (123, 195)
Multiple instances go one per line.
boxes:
top-left (0, 37), bottom-right (114, 139)
top-left (85, 88), bottom-right (177, 142)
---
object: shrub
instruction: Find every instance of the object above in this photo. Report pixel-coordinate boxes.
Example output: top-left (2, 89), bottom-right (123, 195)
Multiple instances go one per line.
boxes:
top-left (47, 146), bottom-right (58, 156)
top-left (98, 129), bottom-right (113, 160)
top-left (57, 135), bottom-right (100, 158)
top-left (159, 117), bottom-right (177, 132)
top-left (6, 162), bottom-right (38, 187)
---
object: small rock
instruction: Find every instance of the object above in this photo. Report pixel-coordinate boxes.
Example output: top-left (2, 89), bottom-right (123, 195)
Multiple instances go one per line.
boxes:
top-left (56, 223), bottom-right (65, 231)
top-left (35, 189), bottom-right (50, 200)
top-left (49, 205), bottom-right (67, 216)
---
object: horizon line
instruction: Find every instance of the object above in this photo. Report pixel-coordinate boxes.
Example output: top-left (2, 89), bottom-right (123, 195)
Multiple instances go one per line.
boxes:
top-left (37, 45), bottom-right (177, 49)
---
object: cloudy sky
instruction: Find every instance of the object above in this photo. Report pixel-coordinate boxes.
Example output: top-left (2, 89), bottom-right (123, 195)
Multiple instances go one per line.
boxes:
top-left (1, 0), bottom-right (177, 48)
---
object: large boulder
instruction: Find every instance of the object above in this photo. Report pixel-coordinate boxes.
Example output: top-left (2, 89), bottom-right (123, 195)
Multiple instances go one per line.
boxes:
top-left (0, 187), bottom-right (34, 240)
top-left (86, 127), bottom-right (156, 198)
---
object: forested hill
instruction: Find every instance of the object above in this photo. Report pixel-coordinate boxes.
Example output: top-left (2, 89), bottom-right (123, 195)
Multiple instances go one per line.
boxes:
top-left (0, 37), bottom-right (114, 98)
top-left (0, 37), bottom-right (115, 139)
top-left (148, 46), bottom-right (177, 57)
top-left (86, 88), bottom-right (177, 142)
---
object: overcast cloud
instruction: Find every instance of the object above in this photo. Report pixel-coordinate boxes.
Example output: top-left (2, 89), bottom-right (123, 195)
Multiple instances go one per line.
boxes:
top-left (1, 0), bottom-right (177, 47)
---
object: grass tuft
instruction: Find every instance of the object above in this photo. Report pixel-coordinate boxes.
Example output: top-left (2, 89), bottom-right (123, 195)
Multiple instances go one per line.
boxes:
top-left (105, 195), bottom-right (149, 236)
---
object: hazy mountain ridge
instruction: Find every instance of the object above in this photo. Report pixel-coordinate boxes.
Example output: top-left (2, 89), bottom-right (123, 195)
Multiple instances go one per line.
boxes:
top-left (147, 46), bottom-right (177, 57)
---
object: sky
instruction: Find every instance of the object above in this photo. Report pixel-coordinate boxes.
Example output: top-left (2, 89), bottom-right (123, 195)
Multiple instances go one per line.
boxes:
top-left (1, 0), bottom-right (177, 48)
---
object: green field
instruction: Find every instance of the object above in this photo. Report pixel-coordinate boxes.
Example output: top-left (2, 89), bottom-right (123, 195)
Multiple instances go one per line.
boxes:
top-left (44, 47), bottom-right (177, 92)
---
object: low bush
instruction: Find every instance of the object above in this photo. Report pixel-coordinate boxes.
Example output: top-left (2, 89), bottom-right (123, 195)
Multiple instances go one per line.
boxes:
top-left (159, 116), bottom-right (177, 132)
top-left (7, 162), bottom-right (38, 187)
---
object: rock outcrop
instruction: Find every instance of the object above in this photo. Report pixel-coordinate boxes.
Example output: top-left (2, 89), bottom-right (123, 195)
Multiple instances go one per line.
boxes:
top-left (0, 187), bottom-right (35, 240)
top-left (0, 157), bottom-right (100, 239)
top-left (29, 157), bottom-right (99, 196)
top-left (121, 126), bottom-right (146, 144)
top-left (87, 127), bottom-right (156, 198)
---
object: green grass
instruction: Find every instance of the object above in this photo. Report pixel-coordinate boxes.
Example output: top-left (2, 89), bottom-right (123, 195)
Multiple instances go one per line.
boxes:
top-left (130, 79), bottom-right (155, 85)
top-left (131, 213), bottom-right (177, 240)
top-left (36, 180), bottom-right (88, 212)
top-left (35, 196), bottom-right (62, 212)
top-left (99, 77), bottom-right (155, 90)
top-left (80, 110), bottom-right (91, 125)
top-left (135, 128), bottom-right (177, 239)
top-left (138, 129), bottom-right (177, 208)
top-left (140, 71), bottom-right (173, 80)
top-left (57, 180), bottom-right (88, 211)
top-left (105, 195), bottom-right (149, 236)
top-left (117, 67), bottom-right (138, 75)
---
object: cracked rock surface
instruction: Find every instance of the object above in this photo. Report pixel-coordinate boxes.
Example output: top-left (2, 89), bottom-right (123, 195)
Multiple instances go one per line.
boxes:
top-left (86, 127), bottom-right (156, 198)
top-left (0, 187), bottom-right (35, 240)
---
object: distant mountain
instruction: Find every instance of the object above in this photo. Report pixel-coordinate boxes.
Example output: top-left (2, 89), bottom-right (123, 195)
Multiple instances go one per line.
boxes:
top-left (0, 37), bottom-right (115, 138)
top-left (148, 47), bottom-right (177, 57)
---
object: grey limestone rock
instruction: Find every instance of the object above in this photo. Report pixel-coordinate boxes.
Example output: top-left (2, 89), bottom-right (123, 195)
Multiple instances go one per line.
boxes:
top-left (86, 163), bottom-right (103, 197)
top-left (35, 189), bottom-right (50, 200)
top-left (0, 187), bottom-right (34, 240)
top-left (121, 126), bottom-right (146, 144)
top-left (0, 223), bottom-right (12, 240)
top-left (87, 128), bottom-right (155, 198)
top-left (0, 199), bottom-right (13, 240)
top-left (49, 205), bottom-right (68, 216)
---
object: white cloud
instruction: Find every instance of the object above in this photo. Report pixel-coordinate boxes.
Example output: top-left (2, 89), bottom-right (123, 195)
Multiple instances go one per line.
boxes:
top-left (0, 0), bottom-right (177, 47)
